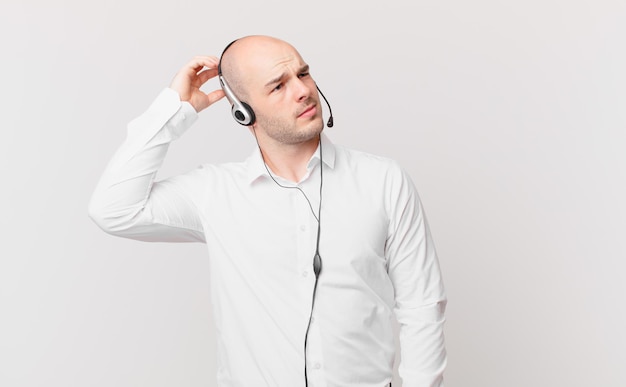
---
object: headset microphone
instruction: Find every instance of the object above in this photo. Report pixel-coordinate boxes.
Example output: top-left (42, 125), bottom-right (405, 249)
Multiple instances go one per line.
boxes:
top-left (316, 85), bottom-right (334, 128)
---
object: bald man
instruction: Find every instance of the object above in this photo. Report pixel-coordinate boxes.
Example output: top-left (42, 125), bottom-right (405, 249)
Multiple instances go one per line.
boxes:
top-left (89, 35), bottom-right (447, 387)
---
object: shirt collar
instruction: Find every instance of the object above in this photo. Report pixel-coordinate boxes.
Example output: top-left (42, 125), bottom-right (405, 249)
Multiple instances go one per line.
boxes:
top-left (245, 132), bottom-right (336, 184)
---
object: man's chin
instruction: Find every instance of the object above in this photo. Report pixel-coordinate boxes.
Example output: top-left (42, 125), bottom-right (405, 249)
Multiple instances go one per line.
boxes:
top-left (287, 123), bottom-right (324, 145)
top-left (309, 116), bottom-right (325, 133)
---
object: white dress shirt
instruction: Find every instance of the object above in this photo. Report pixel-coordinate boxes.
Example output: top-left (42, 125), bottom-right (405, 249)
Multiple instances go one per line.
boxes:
top-left (89, 88), bottom-right (447, 387)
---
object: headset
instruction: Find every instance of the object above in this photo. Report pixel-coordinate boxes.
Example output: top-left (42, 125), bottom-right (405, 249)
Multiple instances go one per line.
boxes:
top-left (217, 40), bottom-right (256, 126)
top-left (217, 39), bottom-right (334, 128)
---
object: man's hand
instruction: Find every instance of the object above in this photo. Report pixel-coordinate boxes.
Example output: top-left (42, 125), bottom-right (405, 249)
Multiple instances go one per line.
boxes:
top-left (169, 56), bottom-right (225, 112)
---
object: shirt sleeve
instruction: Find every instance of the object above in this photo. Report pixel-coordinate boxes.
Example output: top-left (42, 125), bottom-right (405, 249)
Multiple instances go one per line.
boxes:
top-left (88, 88), bottom-right (206, 243)
top-left (385, 163), bottom-right (447, 387)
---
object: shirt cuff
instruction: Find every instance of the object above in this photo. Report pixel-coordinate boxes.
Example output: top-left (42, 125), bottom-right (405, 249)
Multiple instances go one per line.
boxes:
top-left (148, 88), bottom-right (199, 144)
top-left (167, 99), bottom-right (199, 140)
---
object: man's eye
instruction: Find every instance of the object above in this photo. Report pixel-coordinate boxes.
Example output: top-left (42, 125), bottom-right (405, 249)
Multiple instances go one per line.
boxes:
top-left (273, 84), bottom-right (282, 92)
top-left (298, 72), bottom-right (309, 78)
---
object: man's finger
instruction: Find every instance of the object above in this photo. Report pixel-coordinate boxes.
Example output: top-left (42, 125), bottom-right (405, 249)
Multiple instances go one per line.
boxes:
top-left (205, 89), bottom-right (226, 107)
top-left (187, 56), bottom-right (219, 73)
top-left (196, 67), bottom-right (219, 85)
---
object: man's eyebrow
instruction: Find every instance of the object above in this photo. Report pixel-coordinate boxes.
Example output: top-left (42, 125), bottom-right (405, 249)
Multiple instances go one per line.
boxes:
top-left (264, 64), bottom-right (310, 88)
top-left (265, 73), bottom-right (285, 88)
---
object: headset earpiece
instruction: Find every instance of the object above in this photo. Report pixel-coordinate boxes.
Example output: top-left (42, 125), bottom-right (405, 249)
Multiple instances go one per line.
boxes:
top-left (218, 74), bottom-right (256, 126)
top-left (234, 101), bottom-right (255, 126)
top-left (218, 41), bottom-right (256, 126)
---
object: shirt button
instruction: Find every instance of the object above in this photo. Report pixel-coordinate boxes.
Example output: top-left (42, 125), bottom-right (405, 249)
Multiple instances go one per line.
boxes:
top-left (310, 316), bottom-right (315, 323)
top-left (313, 362), bottom-right (321, 370)
top-left (302, 271), bottom-right (309, 277)
top-left (300, 225), bottom-right (306, 231)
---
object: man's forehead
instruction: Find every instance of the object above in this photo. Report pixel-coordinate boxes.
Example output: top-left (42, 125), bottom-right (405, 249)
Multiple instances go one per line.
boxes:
top-left (267, 53), bottom-right (306, 72)
top-left (245, 48), bottom-right (306, 80)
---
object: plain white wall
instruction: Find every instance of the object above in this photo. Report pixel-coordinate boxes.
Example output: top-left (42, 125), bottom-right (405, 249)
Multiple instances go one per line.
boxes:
top-left (1, 0), bottom-right (625, 386)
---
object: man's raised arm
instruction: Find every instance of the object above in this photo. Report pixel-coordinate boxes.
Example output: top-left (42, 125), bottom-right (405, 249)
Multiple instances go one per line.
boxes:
top-left (88, 56), bottom-right (225, 242)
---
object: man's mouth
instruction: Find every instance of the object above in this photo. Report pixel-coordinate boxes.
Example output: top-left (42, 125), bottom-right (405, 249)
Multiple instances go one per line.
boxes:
top-left (297, 104), bottom-right (317, 118)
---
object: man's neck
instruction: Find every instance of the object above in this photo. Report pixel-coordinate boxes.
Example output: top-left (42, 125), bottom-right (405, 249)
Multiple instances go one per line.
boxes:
top-left (256, 134), bottom-right (320, 183)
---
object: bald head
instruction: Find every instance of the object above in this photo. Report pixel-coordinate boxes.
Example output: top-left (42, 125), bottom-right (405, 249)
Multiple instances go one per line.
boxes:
top-left (219, 35), bottom-right (303, 101)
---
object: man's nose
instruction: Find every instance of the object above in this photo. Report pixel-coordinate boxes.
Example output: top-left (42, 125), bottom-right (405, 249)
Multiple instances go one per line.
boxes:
top-left (294, 78), bottom-right (311, 101)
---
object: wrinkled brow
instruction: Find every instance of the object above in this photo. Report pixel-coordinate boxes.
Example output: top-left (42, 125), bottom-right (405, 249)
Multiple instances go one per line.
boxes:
top-left (264, 64), bottom-right (310, 88)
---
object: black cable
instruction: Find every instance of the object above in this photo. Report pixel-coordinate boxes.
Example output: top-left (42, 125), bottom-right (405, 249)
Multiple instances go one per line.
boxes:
top-left (252, 131), bottom-right (323, 386)
top-left (304, 139), bottom-right (322, 387)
